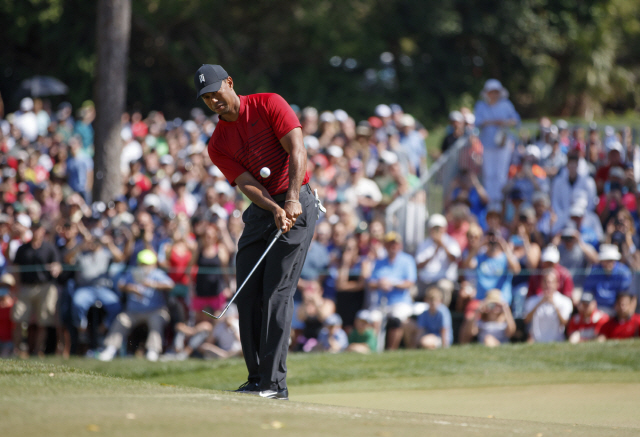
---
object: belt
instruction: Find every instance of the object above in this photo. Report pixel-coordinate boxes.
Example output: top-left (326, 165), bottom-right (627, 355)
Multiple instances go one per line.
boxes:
top-left (271, 184), bottom-right (311, 202)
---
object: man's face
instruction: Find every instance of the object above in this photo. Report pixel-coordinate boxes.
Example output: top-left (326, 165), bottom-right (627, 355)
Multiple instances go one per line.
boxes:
top-left (201, 78), bottom-right (235, 116)
top-left (542, 273), bottom-right (558, 294)
top-left (615, 295), bottom-right (636, 319)
top-left (578, 301), bottom-right (595, 317)
top-left (429, 226), bottom-right (444, 239)
top-left (567, 159), bottom-right (578, 176)
top-left (601, 260), bottom-right (615, 272)
top-left (386, 240), bottom-right (401, 257)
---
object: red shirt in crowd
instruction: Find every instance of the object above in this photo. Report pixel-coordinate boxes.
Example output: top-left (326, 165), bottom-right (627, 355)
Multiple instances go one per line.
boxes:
top-left (208, 93), bottom-right (309, 196)
top-left (566, 309), bottom-right (609, 341)
top-left (599, 314), bottom-right (640, 339)
top-left (0, 297), bottom-right (14, 342)
top-left (527, 264), bottom-right (574, 299)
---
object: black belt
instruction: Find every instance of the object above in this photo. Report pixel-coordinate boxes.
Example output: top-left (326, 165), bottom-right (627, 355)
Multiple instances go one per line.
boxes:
top-left (271, 184), bottom-right (311, 202)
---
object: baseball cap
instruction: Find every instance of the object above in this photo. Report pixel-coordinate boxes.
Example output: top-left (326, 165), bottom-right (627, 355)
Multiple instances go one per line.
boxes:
top-left (384, 231), bottom-right (402, 244)
top-left (137, 249), bottom-right (158, 265)
top-left (449, 111), bottom-right (464, 123)
top-left (0, 273), bottom-right (15, 287)
top-left (580, 292), bottom-right (595, 303)
top-left (194, 64), bottom-right (229, 100)
top-left (541, 246), bottom-right (560, 264)
top-left (324, 313), bottom-right (343, 326)
top-left (355, 309), bottom-right (372, 323)
top-left (428, 214), bottom-right (447, 229)
top-left (561, 222), bottom-right (578, 237)
top-left (598, 244), bottom-right (621, 261)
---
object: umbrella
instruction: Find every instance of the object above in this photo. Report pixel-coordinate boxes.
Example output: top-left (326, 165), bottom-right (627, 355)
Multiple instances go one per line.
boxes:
top-left (19, 76), bottom-right (69, 97)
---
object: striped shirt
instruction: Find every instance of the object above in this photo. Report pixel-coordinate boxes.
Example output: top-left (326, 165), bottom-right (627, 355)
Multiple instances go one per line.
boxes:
top-left (207, 93), bottom-right (308, 196)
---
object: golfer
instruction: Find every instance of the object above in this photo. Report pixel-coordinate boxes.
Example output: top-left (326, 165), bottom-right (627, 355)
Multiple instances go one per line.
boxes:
top-left (193, 64), bottom-right (317, 400)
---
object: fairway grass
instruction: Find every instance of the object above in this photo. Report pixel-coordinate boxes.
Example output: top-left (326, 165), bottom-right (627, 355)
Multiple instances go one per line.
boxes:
top-left (2, 341), bottom-right (640, 436)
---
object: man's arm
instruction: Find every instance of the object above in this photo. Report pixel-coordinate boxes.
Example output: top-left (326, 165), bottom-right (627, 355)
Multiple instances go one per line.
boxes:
top-left (235, 172), bottom-right (292, 233)
top-left (279, 127), bottom-right (306, 225)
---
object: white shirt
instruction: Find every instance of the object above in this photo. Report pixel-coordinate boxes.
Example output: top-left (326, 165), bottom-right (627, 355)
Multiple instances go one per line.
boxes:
top-left (344, 178), bottom-right (383, 208)
top-left (120, 140), bottom-right (143, 174)
top-left (15, 111), bottom-right (39, 142)
top-left (524, 292), bottom-right (573, 343)
top-left (415, 234), bottom-right (461, 283)
top-left (212, 319), bottom-right (241, 352)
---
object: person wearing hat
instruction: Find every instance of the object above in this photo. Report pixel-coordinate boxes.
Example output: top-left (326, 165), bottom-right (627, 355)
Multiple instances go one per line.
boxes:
top-left (594, 141), bottom-right (625, 194)
top-left (474, 79), bottom-right (521, 205)
top-left (0, 273), bottom-right (16, 358)
top-left (413, 286), bottom-right (453, 350)
top-left (343, 158), bottom-right (382, 216)
top-left (193, 65), bottom-right (318, 400)
top-left (11, 223), bottom-right (62, 357)
top-left (597, 292), bottom-right (640, 341)
top-left (524, 269), bottom-right (573, 343)
top-left (556, 222), bottom-right (599, 289)
top-left (502, 145), bottom-right (549, 205)
top-left (317, 313), bottom-right (348, 353)
top-left (99, 249), bottom-right (174, 362)
top-left (582, 244), bottom-right (632, 316)
top-left (15, 97), bottom-right (38, 143)
top-left (596, 165), bottom-right (636, 225)
top-left (367, 231), bottom-right (417, 350)
top-left (415, 214), bottom-right (460, 306)
top-left (447, 169), bottom-right (489, 221)
top-left (441, 111), bottom-right (466, 155)
top-left (467, 289), bottom-right (516, 347)
top-left (550, 151), bottom-right (597, 230)
top-left (397, 113), bottom-right (426, 175)
top-left (566, 292), bottom-right (609, 343)
top-left (566, 196), bottom-right (603, 250)
top-left (527, 245), bottom-right (574, 302)
top-left (347, 309), bottom-right (377, 354)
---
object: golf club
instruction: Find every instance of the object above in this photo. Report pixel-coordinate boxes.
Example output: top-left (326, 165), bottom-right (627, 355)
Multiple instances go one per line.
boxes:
top-left (203, 228), bottom-right (283, 320)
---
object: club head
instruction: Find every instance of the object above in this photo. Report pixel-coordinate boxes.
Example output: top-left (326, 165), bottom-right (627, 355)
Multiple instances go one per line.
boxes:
top-left (202, 310), bottom-right (222, 320)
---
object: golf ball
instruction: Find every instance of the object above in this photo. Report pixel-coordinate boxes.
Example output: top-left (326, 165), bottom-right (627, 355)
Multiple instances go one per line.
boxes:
top-left (260, 167), bottom-right (271, 178)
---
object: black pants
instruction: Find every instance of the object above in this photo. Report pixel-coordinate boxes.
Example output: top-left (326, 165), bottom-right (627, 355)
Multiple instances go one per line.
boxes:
top-left (235, 184), bottom-right (317, 390)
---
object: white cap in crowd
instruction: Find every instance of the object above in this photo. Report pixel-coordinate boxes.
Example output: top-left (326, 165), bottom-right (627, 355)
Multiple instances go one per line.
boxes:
top-left (375, 104), bottom-right (392, 118)
top-left (541, 246), bottom-right (560, 264)
top-left (428, 214), bottom-right (447, 229)
top-left (598, 244), bottom-right (621, 261)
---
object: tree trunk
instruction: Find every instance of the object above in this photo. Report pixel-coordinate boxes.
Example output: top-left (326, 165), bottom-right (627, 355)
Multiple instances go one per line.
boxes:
top-left (93, 0), bottom-right (131, 202)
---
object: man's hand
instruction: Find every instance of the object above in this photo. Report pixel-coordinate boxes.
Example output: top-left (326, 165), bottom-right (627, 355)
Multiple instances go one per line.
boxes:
top-left (273, 206), bottom-right (292, 233)
top-left (284, 200), bottom-right (302, 228)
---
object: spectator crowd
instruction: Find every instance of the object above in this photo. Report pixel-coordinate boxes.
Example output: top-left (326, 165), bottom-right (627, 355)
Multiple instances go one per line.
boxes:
top-left (0, 78), bottom-right (639, 361)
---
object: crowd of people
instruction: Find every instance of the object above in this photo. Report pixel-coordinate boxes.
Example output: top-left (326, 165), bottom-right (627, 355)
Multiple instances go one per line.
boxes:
top-left (0, 78), bottom-right (639, 361)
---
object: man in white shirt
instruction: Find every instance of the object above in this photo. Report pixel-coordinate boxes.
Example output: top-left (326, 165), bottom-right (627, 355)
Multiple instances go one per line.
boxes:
top-left (415, 214), bottom-right (461, 306)
top-left (343, 159), bottom-right (382, 215)
top-left (14, 98), bottom-right (39, 143)
top-left (524, 269), bottom-right (573, 343)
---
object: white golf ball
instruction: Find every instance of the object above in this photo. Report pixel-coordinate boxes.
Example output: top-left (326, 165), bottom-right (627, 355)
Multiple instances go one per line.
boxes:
top-left (260, 167), bottom-right (271, 178)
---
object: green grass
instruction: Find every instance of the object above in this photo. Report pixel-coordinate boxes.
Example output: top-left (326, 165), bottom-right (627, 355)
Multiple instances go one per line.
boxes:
top-left (3, 341), bottom-right (640, 436)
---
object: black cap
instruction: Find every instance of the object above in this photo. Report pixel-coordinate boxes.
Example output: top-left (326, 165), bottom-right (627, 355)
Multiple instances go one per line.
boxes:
top-left (194, 65), bottom-right (228, 99)
top-left (580, 292), bottom-right (595, 303)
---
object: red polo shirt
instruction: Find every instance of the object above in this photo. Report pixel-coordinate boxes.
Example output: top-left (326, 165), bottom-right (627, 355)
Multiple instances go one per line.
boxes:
top-left (566, 309), bottom-right (609, 340)
top-left (599, 314), bottom-right (640, 339)
top-left (207, 93), bottom-right (308, 196)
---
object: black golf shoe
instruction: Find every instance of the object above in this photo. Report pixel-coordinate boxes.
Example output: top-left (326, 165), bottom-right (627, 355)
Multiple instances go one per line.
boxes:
top-left (258, 388), bottom-right (289, 400)
top-left (233, 381), bottom-right (260, 394)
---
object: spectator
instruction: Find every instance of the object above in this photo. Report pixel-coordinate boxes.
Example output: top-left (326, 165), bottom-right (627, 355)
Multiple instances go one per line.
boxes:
top-left (397, 114), bottom-right (426, 174)
top-left (65, 226), bottom-right (125, 342)
top-left (346, 309), bottom-right (377, 354)
top-left (583, 244), bottom-right (632, 316)
top-left (335, 237), bottom-right (372, 332)
top-left (0, 274), bottom-right (16, 358)
top-left (368, 232), bottom-right (417, 350)
top-left (524, 269), bottom-right (573, 343)
top-left (551, 151), bottom-right (597, 231)
top-left (527, 245), bottom-right (574, 302)
top-left (412, 287), bottom-right (452, 349)
top-left (503, 145), bottom-right (549, 204)
top-left (467, 289), bottom-right (516, 347)
top-left (474, 79), bottom-right (521, 204)
top-left (415, 214), bottom-right (460, 306)
top-left (510, 211), bottom-right (542, 318)
top-left (532, 192), bottom-right (555, 244)
top-left (296, 280), bottom-right (335, 352)
top-left (343, 158), bottom-right (382, 219)
top-left (441, 111), bottom-right (466, 154)
top-left (597, 166), bottom-right (636, 226)
top-left (446, 204), bottom-right (471, 252)
top-left (446, 169), bottom-right (489, 222)
top-left (567, 292), bottom-right (609, 343)
top-left (317, 313), bottom-right (349, 353)
top-left (556, 222), bottom-right (599, 288)
top-left (12, 223), bottom-right (61, 357)
top-left (568, 200), bottom-right (603, 250)
top-left (98, 250), bottom-right (174, 362)
top-left (594, 142), bottom-right (625, 194)
top-left (14, 97), bottom-right (38, 143)
top-left (598, 292), bottom-right (640, 340)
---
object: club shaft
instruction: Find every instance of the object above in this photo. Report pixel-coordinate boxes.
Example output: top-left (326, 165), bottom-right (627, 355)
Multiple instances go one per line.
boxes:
top-left (206, 228), bottom-right (283, 319)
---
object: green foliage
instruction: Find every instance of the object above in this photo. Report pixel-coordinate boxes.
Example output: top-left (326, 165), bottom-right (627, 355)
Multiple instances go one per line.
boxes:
top-left (1, 0), bottom-right (639, 123)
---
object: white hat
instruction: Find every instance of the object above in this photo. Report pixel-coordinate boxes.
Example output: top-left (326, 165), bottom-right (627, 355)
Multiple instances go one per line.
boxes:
top-left (569, 203), bottom-right (586, 217)
top-left (20, 97), bottom-right (34, 112)
top-left (398, 114), bottom-right (415, 128)
top-left (186, 142), bottom-right (205, 156)
top-left (327, 145), bottom-right (344, 158)
top-left (208, 165), bottom-right (224, 178)
top-left (464, 113), bottom-right (476, 125)
top-left (428, 214), bottom-right (447, 229)
top-left (599, 244), bottom-right (621, 261)
top-left (333, 109), bottom-right (349, 122)
top-left (609, 166), bottom-right (625, 179)
top-left (481, 79), bottom-right (509, 101)
top-left (142, 194), bottom-right (162, 209)
top-left (375, 104), bottom-right (392, 118)
top-left (556, 119), bottom-right (569, 130)
top-left (449, 111), bottom-right (464, 123)
top-left (304, 135), bottom-right (320, 150)
top-left (525, 145), bottom-right (541, 160)
top-left (16, 213), bottom-right (32, 229)
top-left (355, 309), bottom-right (372, 323)
top-left (159, 154), bottom-right (174, 166)
top-left (604, 126), bottom-right (615, 136)
top-left (182, 120), bottom-right (198, 133)
top-left (214, 180), bottom-right (233, 195)
top-left (319, 111), bottom-right (336, 123)
top-left (541, 246), bottom-right (560, 264)
top-left (608, 142), bottom-right (624, 154)
top-left (379, 149), bottom-right (398, 165)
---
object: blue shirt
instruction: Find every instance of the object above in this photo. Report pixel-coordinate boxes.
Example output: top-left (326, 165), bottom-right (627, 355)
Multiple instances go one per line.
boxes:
top-left (474, 99), bottom-right (521, 150)
top-left (301, 241), bottom-right (330, 281)
top-left (318, 327), bottom-right (349, 351)
top-left (369, 252), bottom-right (417, 306)
top-left (583, 263), bottom-right (632, 309)
top-left (399, 130), bottom-right (426, 171)
top-left (66, 154), bottom-right (92, 193)
top-left (120, 268), bottom-right (173, 313)
top-left (476, 252), bottom-right (513, 304)
top-left (417, 303), bottom-right (453, 346)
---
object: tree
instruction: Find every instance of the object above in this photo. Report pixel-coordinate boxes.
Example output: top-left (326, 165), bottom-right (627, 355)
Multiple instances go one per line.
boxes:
top-left (93, 0), bottom-right (131, 202)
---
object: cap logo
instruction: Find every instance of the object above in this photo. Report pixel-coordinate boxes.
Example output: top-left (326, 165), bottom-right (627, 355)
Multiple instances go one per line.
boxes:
top-left (199, 74), bottom-right (205, 84)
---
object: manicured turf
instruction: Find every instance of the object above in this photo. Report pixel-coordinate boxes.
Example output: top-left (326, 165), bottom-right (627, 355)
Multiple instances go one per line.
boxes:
top-left (2, 340), bottom-right (640, 436)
